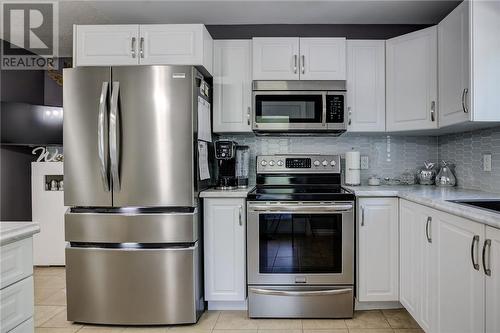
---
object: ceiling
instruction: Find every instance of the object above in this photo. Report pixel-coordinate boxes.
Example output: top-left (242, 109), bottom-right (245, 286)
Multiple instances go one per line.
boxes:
top-left (31, 0), bottom-right (465, 56)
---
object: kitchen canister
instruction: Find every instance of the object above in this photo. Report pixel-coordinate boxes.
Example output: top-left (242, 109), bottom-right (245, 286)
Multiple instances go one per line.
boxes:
top-left (345, 150), bottom-right (361, 186)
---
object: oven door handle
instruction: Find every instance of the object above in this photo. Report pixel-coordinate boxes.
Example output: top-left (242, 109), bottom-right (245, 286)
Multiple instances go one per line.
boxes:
top-left (249, 204), bottom-right (353, 213)
top-left (249, 288), bottom-right (352, 297)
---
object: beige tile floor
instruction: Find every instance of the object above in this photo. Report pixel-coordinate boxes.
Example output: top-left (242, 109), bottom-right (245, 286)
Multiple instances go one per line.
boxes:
top-left (34, 267), bottom-right (423, 333)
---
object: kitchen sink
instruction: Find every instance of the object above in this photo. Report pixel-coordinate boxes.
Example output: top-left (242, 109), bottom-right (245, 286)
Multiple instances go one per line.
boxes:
top-left (448, 200), bottom-right (500, 213)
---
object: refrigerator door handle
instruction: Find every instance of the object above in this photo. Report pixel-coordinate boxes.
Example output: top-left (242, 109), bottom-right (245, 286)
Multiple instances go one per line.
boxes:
top-left (110, 81), bottom-right (121, 191)
top-left (98, 82), bottom-right (110, 191)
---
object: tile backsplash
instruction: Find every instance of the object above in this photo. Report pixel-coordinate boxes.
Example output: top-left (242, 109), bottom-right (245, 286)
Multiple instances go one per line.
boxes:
top-left (219, 133), bottom-right (438, 185)
top-left (438, 126), bottom-right (500, 194)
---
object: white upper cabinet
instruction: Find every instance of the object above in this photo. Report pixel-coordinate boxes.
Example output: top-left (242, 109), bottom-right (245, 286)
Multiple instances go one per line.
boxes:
top-left (74, 25), bottom-right (140, 66)
top-left (439, 0), bottom-right (500, 127)
top-left (346, 40), bottom-right (385, 132)
top-left (252, 37), bottom-right (346, 80)
top-left (357, 198), bottom-right (399, 302)
top-left (252, 38), bottom-right (300, 80)
top-left (485, 226), bottom-right (500, 333)
top-left (299, 38), bottom-right (346, 80)
top-left (73, 24), bottom-right (213, 73)
top-left (386, 26), bottom-right (438, 132)
top-left (438, 1), bottom-right (470, 127)
top-left (139, 24), bottom-right (213, 73)
top-left (213, 40), bottom-right (252, 133)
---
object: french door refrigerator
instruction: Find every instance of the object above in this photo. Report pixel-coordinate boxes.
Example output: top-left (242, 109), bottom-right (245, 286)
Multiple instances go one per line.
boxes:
top-left (63, 65), bottom-right (212, 325)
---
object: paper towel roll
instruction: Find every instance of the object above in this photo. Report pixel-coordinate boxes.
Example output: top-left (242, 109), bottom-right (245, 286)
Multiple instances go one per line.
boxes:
top-left (345, 151), bottom-right (361, 185)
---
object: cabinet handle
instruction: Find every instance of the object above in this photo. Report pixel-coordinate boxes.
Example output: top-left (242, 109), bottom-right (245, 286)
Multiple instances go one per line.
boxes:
top-left (471, 235), bottom-right (480, 271)
top-left (131, 37), bottom-right (136, 58)
top-left (482, 239), bottom-right (492, 276)
top-left (293, 55), bottom-right (297, 74)
top-left (462, 88), bottom-right (469, 113)
top-left (247, 107), bottom-right (251, 126)
top-left (348, 107), bottom-right (352, 126)
top-left (301, 55), bottom-right (305, 74)
top-left (425, 216), bottom-right (432, 243)
top-left (430, 101), bottom-right (436, 122)
top-left (139, 37), bottom-right (144, 58)
top-left (238, 205), bottom-right (243, 226)
top-left (360, 206), bottom-right (365, 226)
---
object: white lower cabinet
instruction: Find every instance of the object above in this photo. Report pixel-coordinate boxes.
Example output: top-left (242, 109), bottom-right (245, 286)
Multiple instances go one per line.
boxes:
top-left (204, 198), bottom-right (246, 309)
top-left (399, 199), bottom-right (497, 333)
top-left (357, 198), bottom-right (399, 302)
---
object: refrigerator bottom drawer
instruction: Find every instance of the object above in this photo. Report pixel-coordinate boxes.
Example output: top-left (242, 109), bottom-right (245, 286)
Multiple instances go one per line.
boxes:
top-left (66, 244), bottom-right (203, 325)
top-left (248, 285), bottom-right (353, 318)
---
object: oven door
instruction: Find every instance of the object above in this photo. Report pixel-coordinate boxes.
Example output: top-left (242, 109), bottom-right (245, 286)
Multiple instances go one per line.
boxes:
top-left (247, 201), bottom-right (354, 285)
top-left (252, 91), bottom-right (326, 132)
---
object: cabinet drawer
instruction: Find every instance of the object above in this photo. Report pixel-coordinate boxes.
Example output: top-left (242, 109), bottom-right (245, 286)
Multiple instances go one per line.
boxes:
top-left (0, 238), bottom-right (33, 289)
top-left (9, 318), bottom-right (34, 333)
top-left (0, 277), bottom-right (34, 333)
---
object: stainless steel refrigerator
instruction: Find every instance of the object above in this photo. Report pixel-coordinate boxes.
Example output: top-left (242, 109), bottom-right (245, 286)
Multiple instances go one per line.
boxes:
top-left (63, 65), bottom-right (212, 325)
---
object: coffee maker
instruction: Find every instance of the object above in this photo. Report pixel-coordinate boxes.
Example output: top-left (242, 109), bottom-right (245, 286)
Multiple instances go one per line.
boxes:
top-left (215, 140), bottom-right (237, 189)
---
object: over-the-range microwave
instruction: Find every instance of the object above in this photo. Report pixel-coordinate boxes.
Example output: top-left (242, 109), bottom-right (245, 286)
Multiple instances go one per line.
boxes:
top-left (252, 80), bottom-right (347, 135)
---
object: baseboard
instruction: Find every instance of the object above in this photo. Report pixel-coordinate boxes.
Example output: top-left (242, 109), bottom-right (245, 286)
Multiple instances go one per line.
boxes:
top-left (355, 299), bottom-right (403, 310)
top-left (207, 300), bottom-right (247, 310)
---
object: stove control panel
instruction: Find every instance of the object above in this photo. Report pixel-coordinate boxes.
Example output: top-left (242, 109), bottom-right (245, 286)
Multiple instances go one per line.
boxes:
top-left (257, 155), bottom-right (341, 174)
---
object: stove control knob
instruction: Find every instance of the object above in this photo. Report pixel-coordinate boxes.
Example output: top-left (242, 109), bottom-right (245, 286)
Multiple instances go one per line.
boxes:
top-left (313, 160), bottom-right (320, 167)
top-left (322, 160), bottom-right (328, 166)
top-left (269, 160), bottom-right (275, 166)
top-left (277, 160), bottom-right (284, 166)
top-left (330, 160), bottom-right (337, 166)
top-left (261, 160), bottom-right (267, 166)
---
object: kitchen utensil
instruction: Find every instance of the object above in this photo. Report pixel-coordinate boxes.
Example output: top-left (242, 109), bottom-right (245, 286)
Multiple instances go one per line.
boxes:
top-left (417, 161), bottom-right (436, 185)
top-left (436, 161), bottom-right (457, 187)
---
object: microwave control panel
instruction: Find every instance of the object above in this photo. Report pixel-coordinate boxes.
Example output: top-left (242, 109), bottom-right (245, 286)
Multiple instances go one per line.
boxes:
top-left (326, 95), bottom-right (345, 123)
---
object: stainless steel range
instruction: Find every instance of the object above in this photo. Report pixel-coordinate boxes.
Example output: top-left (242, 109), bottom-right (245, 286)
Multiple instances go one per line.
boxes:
top-left (247, 155), bottom-right (355, 318)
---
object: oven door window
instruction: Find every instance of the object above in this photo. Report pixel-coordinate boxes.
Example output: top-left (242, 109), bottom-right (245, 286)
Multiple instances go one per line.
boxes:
top-left (259, 213), bottom-right (342, 274)
top-left (255, 95), bottom-right (323, 123)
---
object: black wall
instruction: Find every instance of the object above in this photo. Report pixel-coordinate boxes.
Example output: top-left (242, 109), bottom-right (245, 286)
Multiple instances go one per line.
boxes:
top-left (206, 24), bottom-right (431, 39)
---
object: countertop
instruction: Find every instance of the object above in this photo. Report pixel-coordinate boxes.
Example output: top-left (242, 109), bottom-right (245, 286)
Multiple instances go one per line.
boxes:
top-left (200, 187), bottom-right (255, 198)
top-left (0, 222), bottom-right (40, 246)
top-left (345, 185), bottom-right (500, 229)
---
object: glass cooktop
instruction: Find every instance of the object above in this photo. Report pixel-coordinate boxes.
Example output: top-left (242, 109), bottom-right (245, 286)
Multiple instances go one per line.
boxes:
top-left (248, 186), bottom-right (355, 201)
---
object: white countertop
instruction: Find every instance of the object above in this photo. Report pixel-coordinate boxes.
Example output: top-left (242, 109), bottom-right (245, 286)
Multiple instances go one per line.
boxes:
top-left (200, 187), bottom-right (254, 198)
top-left (0, 222), bottom-right (40, 246)
top-left (345, 185), bottom-right (500, 229)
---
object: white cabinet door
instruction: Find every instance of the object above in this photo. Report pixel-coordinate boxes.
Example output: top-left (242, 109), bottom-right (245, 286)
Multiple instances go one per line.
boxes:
top-left (139, 24), bottom-right (213, 73)
top-left (386, 26), bottom-right (438, 131)
top-left (74, 25), bottom-right (139, 66)
top-left (252, 38), bottom-right (299, 80)
top-left (213, 40), bottom-right (252, 133)
top-left (357, 198), bottom-right (399, 302)
top-left (399, 200), bottom-right (423, 318)
top-left (435, 211), bottom-right (485, 333)
top-left (438, 1), bottom-right (471, 127)
top-left (204, 198), bottom-right (246, 302)
top-left (485, 226), bottom-right (500, 333)
top-left (299, 38), bottom-right (346, 80)
top-left (346, 40), bottom-right (386, 132)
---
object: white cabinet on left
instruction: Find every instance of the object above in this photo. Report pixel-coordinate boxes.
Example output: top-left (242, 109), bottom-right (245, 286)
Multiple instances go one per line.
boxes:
top-left (204, 198), bottom-right (247, 309)
top-left (32, 162), bottom-right (67, 265)
top-left (73, 24), bottom-right (213, 73)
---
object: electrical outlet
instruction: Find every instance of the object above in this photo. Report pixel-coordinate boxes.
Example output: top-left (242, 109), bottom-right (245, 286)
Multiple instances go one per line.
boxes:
top-left (484, 154), bottom-right (492, 172)
top-left (361, 156), bottom-right (369, 170)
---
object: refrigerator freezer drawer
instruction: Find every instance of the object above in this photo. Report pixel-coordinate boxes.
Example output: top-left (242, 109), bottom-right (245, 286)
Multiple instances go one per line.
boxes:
top-left (65, 210), bottom-right (198, 243)
top-left (66, 243), bottom-right (203, 325)
top-left (248, 285), bottom-right (353, 318)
